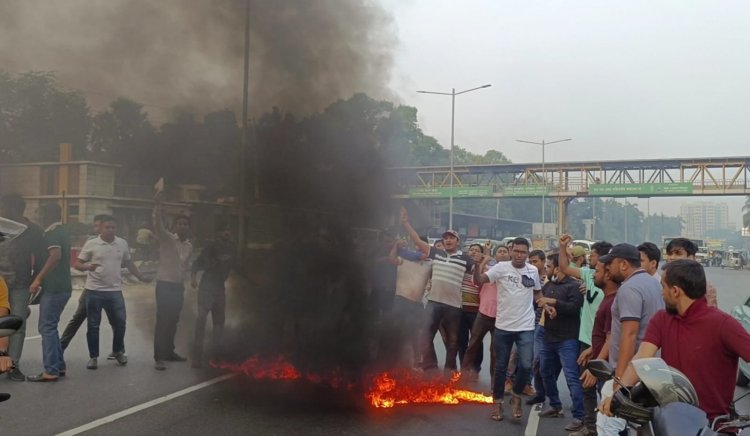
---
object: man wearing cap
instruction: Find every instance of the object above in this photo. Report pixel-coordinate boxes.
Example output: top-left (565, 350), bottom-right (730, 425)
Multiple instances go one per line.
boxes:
top-left (558, 236), bottom-right (613, 435)
top-left (596, 243), bottom-right (663, 436)
top-left (400, 208), bottom-right (473, 375)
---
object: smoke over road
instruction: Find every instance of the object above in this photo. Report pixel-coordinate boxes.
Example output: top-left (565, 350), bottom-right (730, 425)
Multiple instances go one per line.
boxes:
top-left (0, 0), bottom-right (395, 117)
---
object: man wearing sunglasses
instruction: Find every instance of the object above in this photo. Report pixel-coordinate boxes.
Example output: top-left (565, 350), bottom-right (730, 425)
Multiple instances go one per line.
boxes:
top-left (475, 237), bottom-right (541, 423)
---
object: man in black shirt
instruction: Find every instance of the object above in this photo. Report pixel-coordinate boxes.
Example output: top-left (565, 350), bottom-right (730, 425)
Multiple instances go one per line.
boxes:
top-left (0, 194), bottom-right (47, 381)
top-left (536, 253), bottom-right (585, 432)
top-left (191, 224), bottom-right (236, 368)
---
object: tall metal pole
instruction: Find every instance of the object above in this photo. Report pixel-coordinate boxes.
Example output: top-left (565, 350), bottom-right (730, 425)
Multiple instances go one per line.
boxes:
top-left (417, 84), bottom-right (491, 231)
top-left (541, 140), bottom-right (546, 239)
top-left (238, 0), bottom-right (250, 254)
top-left (516, 138), bottom-right (571, 243)
top-left (449, 89), bottom-right (455, 230)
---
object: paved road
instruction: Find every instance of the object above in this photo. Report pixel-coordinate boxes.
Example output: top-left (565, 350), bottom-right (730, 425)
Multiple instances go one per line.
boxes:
top-left (1, 267), bottom-right (749, 435)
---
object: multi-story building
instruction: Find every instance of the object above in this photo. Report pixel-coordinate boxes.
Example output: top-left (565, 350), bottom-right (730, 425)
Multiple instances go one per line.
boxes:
top-left (679, 201), bottom-right (730, 239)
top-left (0, 144), bottom-right (232, 243)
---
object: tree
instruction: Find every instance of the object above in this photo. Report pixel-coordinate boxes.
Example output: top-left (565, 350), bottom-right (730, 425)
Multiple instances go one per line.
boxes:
top-left (0, 71), bottom-right (91, 162)
top-left (744, 196), bottom-right (750, 228)
top-left (89, 98), bottom-right (157, 183)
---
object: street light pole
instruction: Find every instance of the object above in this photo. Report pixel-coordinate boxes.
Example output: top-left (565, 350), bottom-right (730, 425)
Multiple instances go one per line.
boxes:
top-left (516, 138), bottom-right (571, 241)
top-left (418, 84), bottom-right (491, 230)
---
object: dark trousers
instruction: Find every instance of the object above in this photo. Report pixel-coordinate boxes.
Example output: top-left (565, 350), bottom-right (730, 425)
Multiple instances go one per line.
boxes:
top-left (461, 312), bottom-right (494, 378)
top-left (193, 287), bottom-right (226, 361)
top-left (60, 290), bottom-right (87, 350)
top-left (154, 281), bottom-right (185, 361)
top-left (392, 296), bottom-right (424, 367)
top-left (581, 341), bottom-right (598, 430)
top-left (457, 310), bottom-right (483, 372)
top-left (86, 290), bottom-right (126, 359)
top-left (421, 301), bottom-right (461, 372)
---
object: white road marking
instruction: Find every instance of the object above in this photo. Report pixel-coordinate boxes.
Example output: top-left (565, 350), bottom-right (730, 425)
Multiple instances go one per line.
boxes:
top-left (55, 373), bottom-right (237, 436)
top-left (25, 335), bottom-right (41, 341)
top-left (524, 403), bottom-right (542, 436)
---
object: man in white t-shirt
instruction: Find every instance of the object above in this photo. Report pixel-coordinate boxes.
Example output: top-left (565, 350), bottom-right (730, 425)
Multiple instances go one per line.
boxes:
top-left (74, 215), bottom-right (149, 370)
top-left (476, 237), bottom-right (542, 423)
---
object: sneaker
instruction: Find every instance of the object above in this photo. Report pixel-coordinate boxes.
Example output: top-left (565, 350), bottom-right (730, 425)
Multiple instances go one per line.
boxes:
top-left (154, 360), bottom-right (166, 371)
top-left (522, 384), bottom-right (536, 396)
top-left (568, 425), bottom-right (597, 436)
top-left (525, 395), bottom-right (545, 406)
top-left (113, 352), bottom-right (128, 366)
top-left (87, 358), bottom-right (98, 370)
top-left (107, 352), bottom-right (116, 360)
top-left (504, 379), bottom-right (513, 394)
top-left (7, 367), bottom-right (26, 382)
top-left (538, 407), bottom-right (564, 418)
top-left (564, 419), bottom-right (585, 432)
top-left (165, 353), bottom-right (187, 362)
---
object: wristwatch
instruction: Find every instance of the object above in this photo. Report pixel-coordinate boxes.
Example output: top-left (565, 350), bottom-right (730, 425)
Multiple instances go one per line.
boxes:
top-left (0, 350), bottom-right (8, 357)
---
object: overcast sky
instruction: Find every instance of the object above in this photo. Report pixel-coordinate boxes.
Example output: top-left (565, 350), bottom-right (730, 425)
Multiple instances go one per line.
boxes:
top-left (384, 0), bottom-right (749, 226)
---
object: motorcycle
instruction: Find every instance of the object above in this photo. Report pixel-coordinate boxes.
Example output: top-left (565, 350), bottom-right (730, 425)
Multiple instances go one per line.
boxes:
top-left (588, 358), bottom-right (750, 436)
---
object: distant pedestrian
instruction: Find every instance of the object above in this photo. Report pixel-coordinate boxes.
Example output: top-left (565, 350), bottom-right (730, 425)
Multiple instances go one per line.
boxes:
top-left (0, 193), bottom-right (47, 381)
top-left (190, 223), bottom-right (235, 368)
top-left (27, 203), bottom-right (72, 382)
top-left (74, 215), bottom-right (149, 370)
top-left (153, 192), bottom-right (193, 370)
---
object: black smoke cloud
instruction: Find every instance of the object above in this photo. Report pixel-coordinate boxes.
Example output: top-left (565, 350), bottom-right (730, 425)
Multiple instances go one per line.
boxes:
top-left (0, 0), bottom-right (395, 117)
top-left (1, 0), bottom-right (404, 401)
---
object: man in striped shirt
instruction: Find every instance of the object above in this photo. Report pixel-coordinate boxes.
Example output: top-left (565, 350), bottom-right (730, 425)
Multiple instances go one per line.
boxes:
top-left (401, 208), bottom-right (473, 375)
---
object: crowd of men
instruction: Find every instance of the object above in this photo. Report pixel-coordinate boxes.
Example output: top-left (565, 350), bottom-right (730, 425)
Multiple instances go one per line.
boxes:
top-left (0, 192), bottom-right (236, 382)
top-left (373, 207), bottom-right (750, 435)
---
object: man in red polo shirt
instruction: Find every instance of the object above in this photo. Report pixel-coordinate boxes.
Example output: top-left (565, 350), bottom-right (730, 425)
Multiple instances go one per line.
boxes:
top-left (601, 259), bottom-right (750, 421)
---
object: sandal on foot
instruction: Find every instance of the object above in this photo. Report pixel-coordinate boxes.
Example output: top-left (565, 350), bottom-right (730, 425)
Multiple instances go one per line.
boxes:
top-left (490, 401), bottom-right (504, 421)
top-left (510, 395), bottom-right (523, 421)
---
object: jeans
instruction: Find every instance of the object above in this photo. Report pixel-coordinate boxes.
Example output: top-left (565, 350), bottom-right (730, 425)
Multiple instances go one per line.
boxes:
top-left (493, 328), bottom-right (534, 401)
top-left (39, 291), bottom-right (71, 375)
top-left (421, 301), bottom-right (461, 372)
top-left (462, 312), bottom-right (494, 378)
top-left (60, 290), bottom-right (87, 351)
top-left (541, 338), bottom-right (585, 420)
top-left (8, 287), bottom-right (31, 363)
top-left (154, 281), bottom-right (185, 361)
top-left (86, 290), bottom-right (127, 358)
top-left (193, 288), bottom-right (226, 361)
top-left (532, 325), bottom-right (559, 398)
top-left (458, 310), bottom-right (482, 372)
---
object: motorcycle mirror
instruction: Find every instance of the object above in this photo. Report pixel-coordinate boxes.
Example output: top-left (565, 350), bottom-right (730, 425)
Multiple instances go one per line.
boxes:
top-left (587, 359), bottom-right (614, 381)
top-left (0, 315), bottom-right (23, 338)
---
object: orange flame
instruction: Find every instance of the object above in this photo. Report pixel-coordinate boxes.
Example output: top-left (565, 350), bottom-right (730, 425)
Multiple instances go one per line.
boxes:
top-left (366, 370), bottom-right (493, 408)
top-left (212, 356), bottom-right (492, 408)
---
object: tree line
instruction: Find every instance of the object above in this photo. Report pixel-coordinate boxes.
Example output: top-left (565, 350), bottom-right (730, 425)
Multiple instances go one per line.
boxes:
top-left (0, 70), bottom-right (684, 242)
